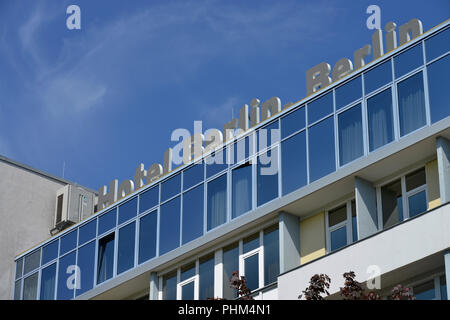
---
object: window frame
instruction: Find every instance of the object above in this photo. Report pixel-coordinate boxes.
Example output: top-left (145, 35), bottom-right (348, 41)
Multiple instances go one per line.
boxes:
top-left (325, 199), bottom-right (357, 253)
top-left (407, 272), bottom-right (447, 300)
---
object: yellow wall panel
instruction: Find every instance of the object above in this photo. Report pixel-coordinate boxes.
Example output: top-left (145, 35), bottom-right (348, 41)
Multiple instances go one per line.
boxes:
top-left (300, 212), bottom-right (326, 264)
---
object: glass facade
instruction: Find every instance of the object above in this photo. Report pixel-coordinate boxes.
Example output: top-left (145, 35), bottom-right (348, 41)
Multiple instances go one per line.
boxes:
top-left (13, 24), bottom-right (450, 300)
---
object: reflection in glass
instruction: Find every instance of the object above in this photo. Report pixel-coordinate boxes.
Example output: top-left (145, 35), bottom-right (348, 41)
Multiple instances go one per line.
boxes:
top-left (367, 88), bottom-right (394, 151)
top-left (60, 230), bottom-right (77, 255)
top-left (264, 226), bottom-right (279, 285)
top-left (161, 174), bottom-right (181, 202)
top-left (118, 197), bottom-right (137, 225)
top-left (199, 255), bottom-right (214, 300)
top-left (223, 243), bottom-right (239, 299)
top-left (258, 121), bottom-right (279, 152)
top-left (207, 174), bottom-right (227, 231)
top-left (139, 186), bottom-right (159, 213)
top-left (159, 196), bottom-right (181, 255)
top-left (244, 254), bottom-right (259, 291)
top-left (309, 117), bottom-right (335, 182)
top-left (308, 92), bottom-right (333, 124)
top-left (232, 163), bottom-right (252, 218)
top-left (163, 272), bottom-right (177, 300)
top-left (257, 147), bottom-right (279, 206)
top-left (397, 72), bottom-right (426, 136)
top-left (42, 240), bottom-right (59, 265)
top-left (117, 222), bottom-right (136, 274)
top-left (408, 190), bottom-right (427, 218)
top-left (281, 106), bottom-right (305, 139)
top-left (338, 104), bottom-right (363, 165)
top-left (57, 251), bottom-right (76, 299)
top-left (79, 220), bottom-right (96, 245)
top-left (23, 272), bottom-right (38, 300)
top-left (364, 60), bottom-right (392, 94)
top-left (425, 27), bottom-right (450, 62)
top-left (335, 76), bottom-right (361, 110)
top-left (182, 184), bottom-right (204, 244)
top-left (24, 249), bottom-right (41, 275)
top-left (243, 233), bottom-right (259, 253)
top-left (98, 209), bottom-right (116, 235)
top-left (181, 281), bottom-right (195, 300)
top-left (394, 44), bottom-right (423, 78)
top-left (282, 131), bottom-right (307, 195)
top-left (330, 226), bottom-right (347, 252)
top-left (139, 211), bottom-right (157, 263)
top-left (206, 150), bottom-right (227, 178)
top-left (76, 241), bottom-right (95, 296)
top-left (183, 163), bottom-right (204, 190)
top-left (40, 263), bottom-right (56, 300)
top-left (427, 55), bottom-right (450, 123)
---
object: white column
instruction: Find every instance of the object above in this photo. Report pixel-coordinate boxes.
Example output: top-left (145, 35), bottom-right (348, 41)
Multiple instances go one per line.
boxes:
top-left (436, 136), bottom-right (450, 204)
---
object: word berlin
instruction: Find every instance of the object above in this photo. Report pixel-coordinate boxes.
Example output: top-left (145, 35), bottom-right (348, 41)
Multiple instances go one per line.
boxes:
top-left (97, 18), bottom-right (424, 210)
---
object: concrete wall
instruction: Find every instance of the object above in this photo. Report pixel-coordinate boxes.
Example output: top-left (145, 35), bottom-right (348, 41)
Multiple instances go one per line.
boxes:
top-left (299, 212), bottom-right (326, 264)
top-left (0, 160), bottom-right (66, 299)
top-left (426, 159), bottom-right (441, 209)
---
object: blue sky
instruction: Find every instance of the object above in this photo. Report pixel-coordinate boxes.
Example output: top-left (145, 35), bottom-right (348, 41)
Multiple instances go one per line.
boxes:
top-left (0, 0), bottom-right (448, 191)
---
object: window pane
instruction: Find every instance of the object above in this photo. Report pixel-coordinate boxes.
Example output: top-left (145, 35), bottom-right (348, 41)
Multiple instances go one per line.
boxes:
top-left (330, 226), bottom-right (347, 252)
top-left (24, 249), bottom-right (41, 275)
top-left (79, 220), bottom-right (96, 245)
top-left (60, 230), bottom-right (77, 256)
top-left (351, 200), bottom-right (357, 243)
top-left (406, 168), bottom-right (426, 191)
top-left (76, 241), bottom-right (95, 296)
top-left (329, 205), bottom-right (347, 227)
top-left (335, 76), bottom-right (362, 110)
top-left (183, 163), bottom-right (204, 190)
top-left (397, 72), bottom-right (426, 136)
top-left (118, 197), bottom-right (137, 225)
top-left (244, 254), bottom-right (259, 291)
top-left (232, 163), bottom-right (252, 218)
top-left (181, 281), bottom-right (195, 300)
top-left (308, 92), bottom-right (333, 124)
top-left (425, 27), bottom-right (450, 62)
top-left (428, 55), bottom-right (450, 123)
top-left (394, 44), bottom-right (423, 78)
top-left (14, 280), bottom-right (21, 300)
top-left (160, 196), bottom-right (181, 255)
top-left (233, 136), bottom-right (250, 165)
top-left (308, 117), bottom-right (335, 182)
top-left (338, 103), bottom-right (363, 165)
top-left (118, 222), bottom-right (135, 274)
top-left (440, 276), bottom-right (447, 300)
top-left (243, 233), bottom-right (259, 253)
top-left (206, 149), bottom-right (227, 178)
top-left (40, 263), bottom-right (56, 300)
top-left (258, 121), bottom-right (279, 152)
top-left (182, 184), bottom-right (204, 244)
top-left (97, 233), bottom-right (115, 284)
top-left (139, 186), bottom-right (159, 213)
top-left (414, 280), bottom-right (435, 300)
top-left (138, 210), bottom-right (157, 263)
top-left (264, 226), bottom-right (279, 285)
top-left (57, 251), bottom-right (76, 299)
top-left (282, 131), bottom-right (307, 195)
top-left (199, 255), bottom-right (214, 300)
top-left (163, 272), bottom-right (177, 300)
top-left (223, 243), bottom-right (239, 299)
top-left (367, 88), bottom-right (394, 151)
top-left (98, 209), bottom-right (116, 235)
top-left (42, 240), bottom-right (59, 265)
top-left (23, 272), bottom-right (38, 300)
top-left (15, 258), bottom-right (23, 280)
top-left (181, 263), bottom-right (195, 281)
top-left (207, 174), bottom-right (227, 231)
top-left (257, 147), bottom-right (279, 206)
top-left (161, 174), bottom-right (181, 202)
top-left (364, 60), bottom-right (392, 94)
top-left (381, 179), bottom-right (403, 228)
top-left (281, 106), bottom-right (305, 139)
top-left (408, 190), bottom-right (427, 218)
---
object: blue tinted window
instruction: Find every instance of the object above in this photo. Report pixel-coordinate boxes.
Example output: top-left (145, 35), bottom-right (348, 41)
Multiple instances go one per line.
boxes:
top-left (281, 107), bottom-right (305, 139)
top-left (425, 27), bottom-right (450, 62)
top-left (118, 197), bottom-right (137, 225)
top-left (264, 226), bottom-right (279, 285)
top-left (394, 44), bottom-right (423, 78)
top-left (60, 230), bottom-right (77, 255)
top-left (78, 220), bottom-right (96, 246)
top-left (40, 263), bottom-right (56, 300)
top-left (257, 147), bottom-right (279, 206)
top-left (258, 121), bottom-right (279, 152)
top-left (42, 240), bottom-right (59, 265)
top-left (330, 226), bottom-right (347, 252)
top-left (397, 72), bottom-right (426, 136)
top-left (364, 60), bottom-right (392, 94)
top-left (233, 136), bottom-right (250, 164)
top-left (338, 104), bottom-right (364, 165)
top-left (57, 251), bottom-right (76, 299)
top-left (408, 190), bottom-right (427, 218)
top-left (309, 117), bottom-right (336, 182)
top-left (367, 88), bottom-right (394, 151)
top-left (161, 174), bottom-right (181, 202)
top-left (181, 263), bottom-right (196, 281)
top-left (206, 149), bottom-right (227, 178)
top-left (75, 241), bottom-right (95, 296)
top-left (97, 233), bottom-right (115, 284)
top-left (163, 272), bottom-right (177, 300)
top-left (440, 276), bottom-right (447, 300)
top-left (308, 92), bottom-right (333, 124)
top-left (335, 76), bottom-right (362, 110)
top-left (428, 55), bottom-right (450, 123)
top-left (223, 244), bottom-right (239, 299)
top-left (139, 186), bottom-right (159, 213)
top-left (207, 174), bottom-right (227, 231)
top-left (183, 163), bottom-right (204, 190)
top-left (414, 281), bottom-right (435, 300)
top-left (182, 184), bottom-right (204, 244)
top-left (244, 254), bottom-right (259, 291)
top-left (199, 255), bottom-right (215, 300)
top-left (181, 281), bottom-right (195, 299)
top-left (282, 131), bottom-right (307, 195)
top-left (117, 222), bottom-right (136, 274)
top-left (138, 210), bottom-right (157, 263)
top-left (24, 249), bottom-right (41, 275)
top-left (159, 196), bottom-right (180, 255)
top-left (232, 163), bottom-right (252, 218)
top-left (243, 233), bottom-right (259, 253)
top-left (98, 209), bottom-right (116, 235)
